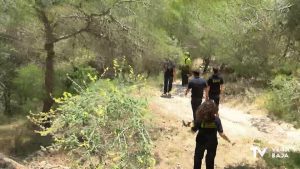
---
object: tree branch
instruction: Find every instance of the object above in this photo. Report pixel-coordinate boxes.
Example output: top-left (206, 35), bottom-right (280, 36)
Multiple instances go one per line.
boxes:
top-left (0, 81), bottom-right (6, 89)
top-left (54, 0), bottom-right (142, 43)
top-left (78, 0), bottom-right (143, 18)
top-left (54, 27), bottom-right (88, 43)
top-left (109, 14), bottom-right (129, 31)
top-left (282, 34), bottom-right (291, 59)
top-left (262, 3), bottom-right (293, 11)
top-left (53, 12), bottom-right (92, 43)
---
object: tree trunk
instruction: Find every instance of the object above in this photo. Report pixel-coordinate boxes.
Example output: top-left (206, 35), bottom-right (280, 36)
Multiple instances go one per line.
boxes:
top-left (42, 43), bottom-right (55, 112)
top-left (36, 8), bottom-right (56, 113)
top-left (35, 4), bottom-right (92, 112)
top-left (4, 88), bottom-right (12, 116)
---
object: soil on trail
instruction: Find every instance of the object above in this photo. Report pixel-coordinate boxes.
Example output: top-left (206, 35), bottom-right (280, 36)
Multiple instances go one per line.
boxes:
top-left (150, 84), bottom-right (300, 169)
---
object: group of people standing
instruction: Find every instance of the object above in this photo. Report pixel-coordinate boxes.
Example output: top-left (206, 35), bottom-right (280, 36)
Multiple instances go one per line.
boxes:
top-left (185, 68), bottom-right (224, 119)
top-left (162, 60), bottom-right (233, 169)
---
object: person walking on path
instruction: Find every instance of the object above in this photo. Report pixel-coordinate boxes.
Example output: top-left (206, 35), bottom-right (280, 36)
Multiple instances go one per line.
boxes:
top-left (185, 70), bottom-right (208, 121)
top-left (181, 52), bottom-right (192, 86)
top-left (162, 59), bottom-right (176, 97)
top-left (192, 100), bottom-right (233, 169)
top-left (207, 67), bottom-right (224, 110)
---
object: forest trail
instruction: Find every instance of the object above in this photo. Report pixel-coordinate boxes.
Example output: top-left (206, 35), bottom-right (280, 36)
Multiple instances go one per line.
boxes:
top-left (150, 84), bottom-right (300, 169)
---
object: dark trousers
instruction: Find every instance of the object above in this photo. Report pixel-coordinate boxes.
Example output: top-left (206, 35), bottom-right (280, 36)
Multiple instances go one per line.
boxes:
top-left (209, 94), bottom-right (220, 107)
top-left (194, 142), bottom-right (218, 169)
top-left (164, 76), bottom-right (173, 94)
top-left (191, 98), bottom-right (202, 120)
top-left (181, 71), bottom-right (189, 86)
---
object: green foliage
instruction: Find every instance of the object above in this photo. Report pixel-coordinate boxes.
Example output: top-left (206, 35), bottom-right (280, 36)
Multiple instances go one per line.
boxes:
top-left (66, 65), bottom-right (98, 93)
top-left (112, 57), bottom-right (146, 86)
top-left (1, 0), bottom-right (300, 160)
top-left (1, 0), bottom-right (300, 78)
top-left (0, 42), bottom-right (16, 114)
top-left (266, 75), bottom-right (300, 127)
top-left (13, 64), bottom-right (44, 101)
top-left (29, 62), bottom-right (154, 168)
top-left (10, 64), bottom-right (44, 113)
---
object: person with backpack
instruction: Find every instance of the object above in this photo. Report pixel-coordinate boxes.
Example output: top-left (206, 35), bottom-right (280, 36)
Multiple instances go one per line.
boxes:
top-left (185, 70), bottom-right (208, 121)
top-left (192, 100), bottom-right (233, 169)
top-left (207, 67), bottom-right (224, 110)
top-left (162, 59), bottom-right (176, 97)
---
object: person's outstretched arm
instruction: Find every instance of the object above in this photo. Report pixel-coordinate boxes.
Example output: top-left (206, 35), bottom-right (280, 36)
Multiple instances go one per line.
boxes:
top-left (185, 88), bottom-right (190, 96)
top-left (216, 116), bottom-right (234, 145)
top-left (220, 77), bottom-right (224, 94)
top-left (219, 132), bottom-right (235, 145)
top-left (207, 86), bottom-right (210, 95)
top-left (220, 84), bottom-right (224, 94)
top-left (206, 78), bottom-right (211, 100)
top-left (219, 132), bottom-right (231, 143)
top-left (191, 121), bottom-right (200, 133)
top-left (205, 86), bottom-right (209, 101)
top-left (185, 81), bottom-right (192, 96)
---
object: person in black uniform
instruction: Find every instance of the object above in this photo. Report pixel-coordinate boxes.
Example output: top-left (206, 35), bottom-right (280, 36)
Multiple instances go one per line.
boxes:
top-left (185, 70), bottom-right (208, 121)
top-left (207, 67), bottom-right (224, 109)
top-left (162, 59), bottom-right (176, 97)
top-left (192, 100), bottom-right (232, 169)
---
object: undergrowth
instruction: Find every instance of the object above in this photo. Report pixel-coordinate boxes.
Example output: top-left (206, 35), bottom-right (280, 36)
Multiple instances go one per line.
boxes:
top-left (29, 58), bottom-right (155, 168)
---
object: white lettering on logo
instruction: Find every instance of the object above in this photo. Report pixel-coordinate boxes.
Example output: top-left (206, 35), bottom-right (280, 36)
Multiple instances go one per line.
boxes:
top-left (251, 146), bottom-right (268, 158)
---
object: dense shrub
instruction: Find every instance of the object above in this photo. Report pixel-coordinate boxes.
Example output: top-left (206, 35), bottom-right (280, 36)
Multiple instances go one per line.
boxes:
top-left (12, 64), bottom-right (44, 113)
top-left (266, 75), bottom-right (300, 127)
top-left (66, 65), bottom-right (99, 93)
top-left (13, 64), bottom-right (44, 101)
top-left (29, 61), bottom-right (154, 168)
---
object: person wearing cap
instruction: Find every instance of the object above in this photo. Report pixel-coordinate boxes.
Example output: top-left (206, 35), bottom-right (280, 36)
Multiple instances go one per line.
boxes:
top-left (207, 67), bottom-right (224, 111)
top-left (185, 70), bottom-right (209, 121)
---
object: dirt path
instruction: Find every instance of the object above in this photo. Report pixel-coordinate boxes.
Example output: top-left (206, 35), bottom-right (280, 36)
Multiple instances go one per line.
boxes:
top-left (150, 84), bottom-right (300, 169)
